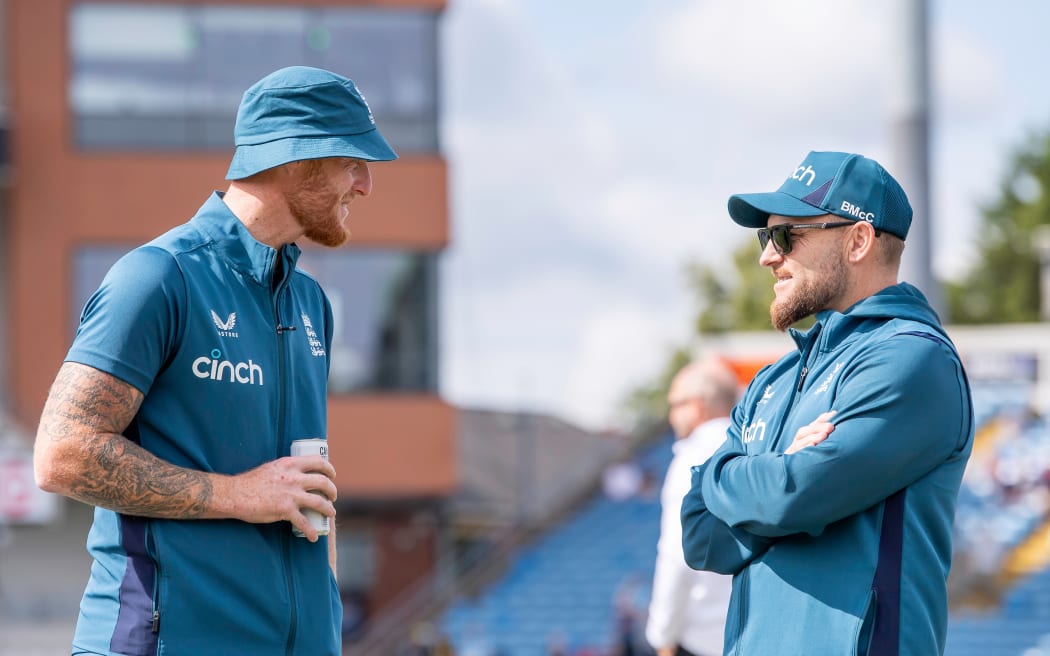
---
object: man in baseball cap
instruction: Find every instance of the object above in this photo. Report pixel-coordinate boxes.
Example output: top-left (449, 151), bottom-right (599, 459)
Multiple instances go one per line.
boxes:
top-left (37, 66), bottom-right (396, 655)
top-left (681, 150), bottom-right (974, 656)
top-left (727, 150), bottom-right (912, 239)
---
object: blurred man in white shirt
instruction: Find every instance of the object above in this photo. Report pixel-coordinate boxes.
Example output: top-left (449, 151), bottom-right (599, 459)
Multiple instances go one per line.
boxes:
top-left (646, 356), bottom-right (739, 656)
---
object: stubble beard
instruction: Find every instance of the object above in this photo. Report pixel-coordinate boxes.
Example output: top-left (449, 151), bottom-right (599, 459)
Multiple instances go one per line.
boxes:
top-left (286, 168), bottom-right (350, 248)
top-left (769, 251), bottom-right (850, 331)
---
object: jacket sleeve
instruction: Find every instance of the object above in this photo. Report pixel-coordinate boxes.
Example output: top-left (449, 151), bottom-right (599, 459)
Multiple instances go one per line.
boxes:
top-left (681, 404), bottom-right (775, 574)
top-left (66, 246), bottom-right (184, 394)
top-left (682, 462), bottom-right (775, 574)
top-left (701, 333), bottom-right (972, 538)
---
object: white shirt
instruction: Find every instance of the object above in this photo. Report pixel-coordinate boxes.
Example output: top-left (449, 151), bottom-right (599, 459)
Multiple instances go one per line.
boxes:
top-left (645, 417), bottom-right (733, 655)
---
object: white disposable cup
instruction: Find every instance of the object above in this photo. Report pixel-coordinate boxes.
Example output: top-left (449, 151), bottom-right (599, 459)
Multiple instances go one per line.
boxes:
top-left (290, 438), bottom-right (330, 538)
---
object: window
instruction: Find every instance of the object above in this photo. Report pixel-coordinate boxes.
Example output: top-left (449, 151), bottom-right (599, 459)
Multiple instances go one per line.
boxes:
top-left (72, 246), bottom-right (437, 393)
top-left (335, 521), bottom-right (377, 591)
top-left (69, 3), bottom-right (439, 153)
top-left (298, 249), bottom-right (437, 393)
top-left (71, 245), bottom-right (136, 333)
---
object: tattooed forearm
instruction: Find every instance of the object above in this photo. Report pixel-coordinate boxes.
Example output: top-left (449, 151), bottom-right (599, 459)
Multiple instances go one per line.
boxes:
top-left (70, 434), bottom-right (214, 518)
top-left (39, 362), bottom-right (139, 438)
top-left (36, 362), bottom-right (215, 519)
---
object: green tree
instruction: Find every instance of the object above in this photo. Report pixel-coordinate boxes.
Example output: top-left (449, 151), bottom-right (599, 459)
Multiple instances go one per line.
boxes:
top-left (690, 238), bottom-right (776, 333)
top-left (946, 131), bottom-right (1050, 323)
top-left (621, 238), bottom-right (780, 431)
top-left (625, 132), bottom-right (1050, 431)
top-left (620, 346), bottom-right (693, 437)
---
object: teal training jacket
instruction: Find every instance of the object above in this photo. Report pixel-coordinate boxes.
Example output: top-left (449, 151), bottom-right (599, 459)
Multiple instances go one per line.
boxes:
top-left (682, 283), bottom-right (974, 656)
top-left (66, 193), bottom-right (340, 656)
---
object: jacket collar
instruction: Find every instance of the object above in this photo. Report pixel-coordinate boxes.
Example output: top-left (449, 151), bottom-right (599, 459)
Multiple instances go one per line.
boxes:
top-left (190, 191), bottom-right (301, 288)
top-left (788, 282), bottom-right (944, 354)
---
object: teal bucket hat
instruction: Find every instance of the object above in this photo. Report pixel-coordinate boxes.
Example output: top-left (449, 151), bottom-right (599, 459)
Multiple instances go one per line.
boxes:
top-left (226, 66), bottom-right (398, 180)
top-left (727, 151), bottom-right (912, 240)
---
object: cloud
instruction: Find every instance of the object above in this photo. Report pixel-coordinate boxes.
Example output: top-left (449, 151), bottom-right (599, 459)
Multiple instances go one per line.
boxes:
top-left (650, 0), bottom-right (888, 123)
top-left (928, 8), bottom-right (1017, 279)
top-left (564, 301), bottom-right (693, 430)
top-left (441, 264), bottom-right (692, 430)
top-left (440, 1), bottom-right (711, 429)
top-left (438, 0), bottom-right (895, 430)
top-left (438, 0), bottom-right (1050, 430)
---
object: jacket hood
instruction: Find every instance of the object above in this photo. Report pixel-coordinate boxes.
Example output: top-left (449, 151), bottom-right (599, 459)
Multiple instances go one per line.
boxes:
top-left (842, 282), bottom-right (941, 326)
top-left (794, 283), bottom-right (948, 349)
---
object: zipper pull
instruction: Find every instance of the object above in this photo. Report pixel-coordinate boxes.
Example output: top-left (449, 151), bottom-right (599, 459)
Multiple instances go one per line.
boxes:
top-left (152, 610), bottom-right (160, 633)
top-left (797, 366), bottom-right (808, 392)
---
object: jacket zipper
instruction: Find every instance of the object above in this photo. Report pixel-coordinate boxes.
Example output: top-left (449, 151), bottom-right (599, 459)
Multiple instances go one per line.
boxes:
top-left (731, 569), bottom-right (749, 656)
top-left (271, 252), bottom-right (299, 656)
top-left (148, 522), bottom-right (161, 636)
top-left (796, 366), bottom-right (808, 392)
top-left (759, 323), bottom-right (823, 451)
top-left (787, 325), bottom-right (822, 409)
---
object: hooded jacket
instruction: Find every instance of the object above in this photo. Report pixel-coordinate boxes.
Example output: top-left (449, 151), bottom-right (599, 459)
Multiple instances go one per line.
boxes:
top-left (66, 193), bottom-right (340, 656)
top-left (681, 283), bottom-right (974, 656)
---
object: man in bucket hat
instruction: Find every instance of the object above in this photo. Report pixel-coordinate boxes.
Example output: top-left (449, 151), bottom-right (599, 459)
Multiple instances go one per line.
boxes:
top-left (680, 151), bottom-right (974, 655)
top-left (35, 66), bottom-right (395, 656)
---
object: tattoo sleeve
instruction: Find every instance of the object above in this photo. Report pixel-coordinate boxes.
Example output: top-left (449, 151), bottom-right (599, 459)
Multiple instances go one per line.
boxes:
top-left (37, 362), bottom-right (214, 518)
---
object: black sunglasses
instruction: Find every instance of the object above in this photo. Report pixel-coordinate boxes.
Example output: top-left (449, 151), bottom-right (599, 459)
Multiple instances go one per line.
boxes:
top-left (757, 221), bottom-right (856, 255)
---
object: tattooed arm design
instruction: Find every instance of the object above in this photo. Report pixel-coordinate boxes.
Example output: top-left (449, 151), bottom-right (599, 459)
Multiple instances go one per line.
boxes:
top-left (34, 362), bottom-right (214, 518)
top-left (34, 362), bottom-right (339, 537)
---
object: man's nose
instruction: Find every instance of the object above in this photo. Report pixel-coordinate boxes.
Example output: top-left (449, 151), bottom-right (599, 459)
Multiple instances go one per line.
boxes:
top-left (353, 162), bottom-right (373, 197)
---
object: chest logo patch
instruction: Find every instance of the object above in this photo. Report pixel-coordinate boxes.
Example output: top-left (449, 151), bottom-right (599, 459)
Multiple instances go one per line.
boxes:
top-left (815, 362), bottom-right (844, 394)
top-left (758, 385), bottom-right (775, 404)
top-left (210, 310), bottom-right (239, 338)
top-left (301, 313), bottom-right (326, 357)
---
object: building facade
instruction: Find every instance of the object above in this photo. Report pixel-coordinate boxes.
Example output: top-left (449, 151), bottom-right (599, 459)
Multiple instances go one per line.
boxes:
top-left (3, 0), bottom-right (454, 635)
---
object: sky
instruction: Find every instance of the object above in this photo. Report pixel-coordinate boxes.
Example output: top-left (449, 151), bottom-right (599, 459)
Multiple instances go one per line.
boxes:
top-left (437, 0), bottom-right (1050, 431)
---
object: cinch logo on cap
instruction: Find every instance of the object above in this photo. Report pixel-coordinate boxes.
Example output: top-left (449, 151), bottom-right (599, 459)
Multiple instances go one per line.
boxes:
top-left (792, 165), bottom-right (817, 186)
top-left (726, 150), bottom-right (913, 240)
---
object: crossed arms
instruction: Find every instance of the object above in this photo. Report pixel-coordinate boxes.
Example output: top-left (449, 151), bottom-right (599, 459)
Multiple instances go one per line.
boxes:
top-left (682, 339), bottom-right (971, 575)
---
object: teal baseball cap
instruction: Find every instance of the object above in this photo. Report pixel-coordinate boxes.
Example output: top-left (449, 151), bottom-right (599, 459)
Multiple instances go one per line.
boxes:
top-left (727, 151), bottom-right (912, 239)
top-left (226, 66), bottom-right (398, 180)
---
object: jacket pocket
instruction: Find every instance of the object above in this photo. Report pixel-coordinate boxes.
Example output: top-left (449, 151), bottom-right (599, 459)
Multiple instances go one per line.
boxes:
top-left (725, 570), bottom-right (748, 656)
top-left (855, 588), bottom-right (878, 656)
top-left (145, 521), bottom-right (163, 640)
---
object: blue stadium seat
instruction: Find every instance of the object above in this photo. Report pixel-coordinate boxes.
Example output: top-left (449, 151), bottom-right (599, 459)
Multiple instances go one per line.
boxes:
top-left (440, 400), bottom-right (1050, 656)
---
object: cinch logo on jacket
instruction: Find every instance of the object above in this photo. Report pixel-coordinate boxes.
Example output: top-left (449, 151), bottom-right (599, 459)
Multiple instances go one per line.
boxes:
top-left (191, 348), bottom-right (264, 385)
top-left (743, 418), bottom-right (767, 443)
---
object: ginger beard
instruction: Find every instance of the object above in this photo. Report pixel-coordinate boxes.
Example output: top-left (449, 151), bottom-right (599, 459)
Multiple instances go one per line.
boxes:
top-left (285, 161), bottom-right (352, 248)
top-left (770, 246), bottom-right (850, 331)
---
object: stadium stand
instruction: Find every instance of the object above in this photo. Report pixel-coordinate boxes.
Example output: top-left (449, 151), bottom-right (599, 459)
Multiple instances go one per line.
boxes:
top-left (435, 383), bottom-right (1050, 656)
top-left (946, 566), bottom-right (1050, 656)
top-left (946, 383), bottom-right (1050, 656)
top-left (439, 435), bottom-right (672, 655)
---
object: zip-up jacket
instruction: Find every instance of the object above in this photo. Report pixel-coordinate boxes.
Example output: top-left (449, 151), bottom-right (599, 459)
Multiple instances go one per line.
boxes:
top-left (681, 283), bottom-right (974, 656)
top-left (67, 192), bottom-right (340, 656)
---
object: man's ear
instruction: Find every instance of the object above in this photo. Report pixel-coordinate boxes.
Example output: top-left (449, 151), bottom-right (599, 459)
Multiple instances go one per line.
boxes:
top-left (846, 221), bottom-right (877, 263)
